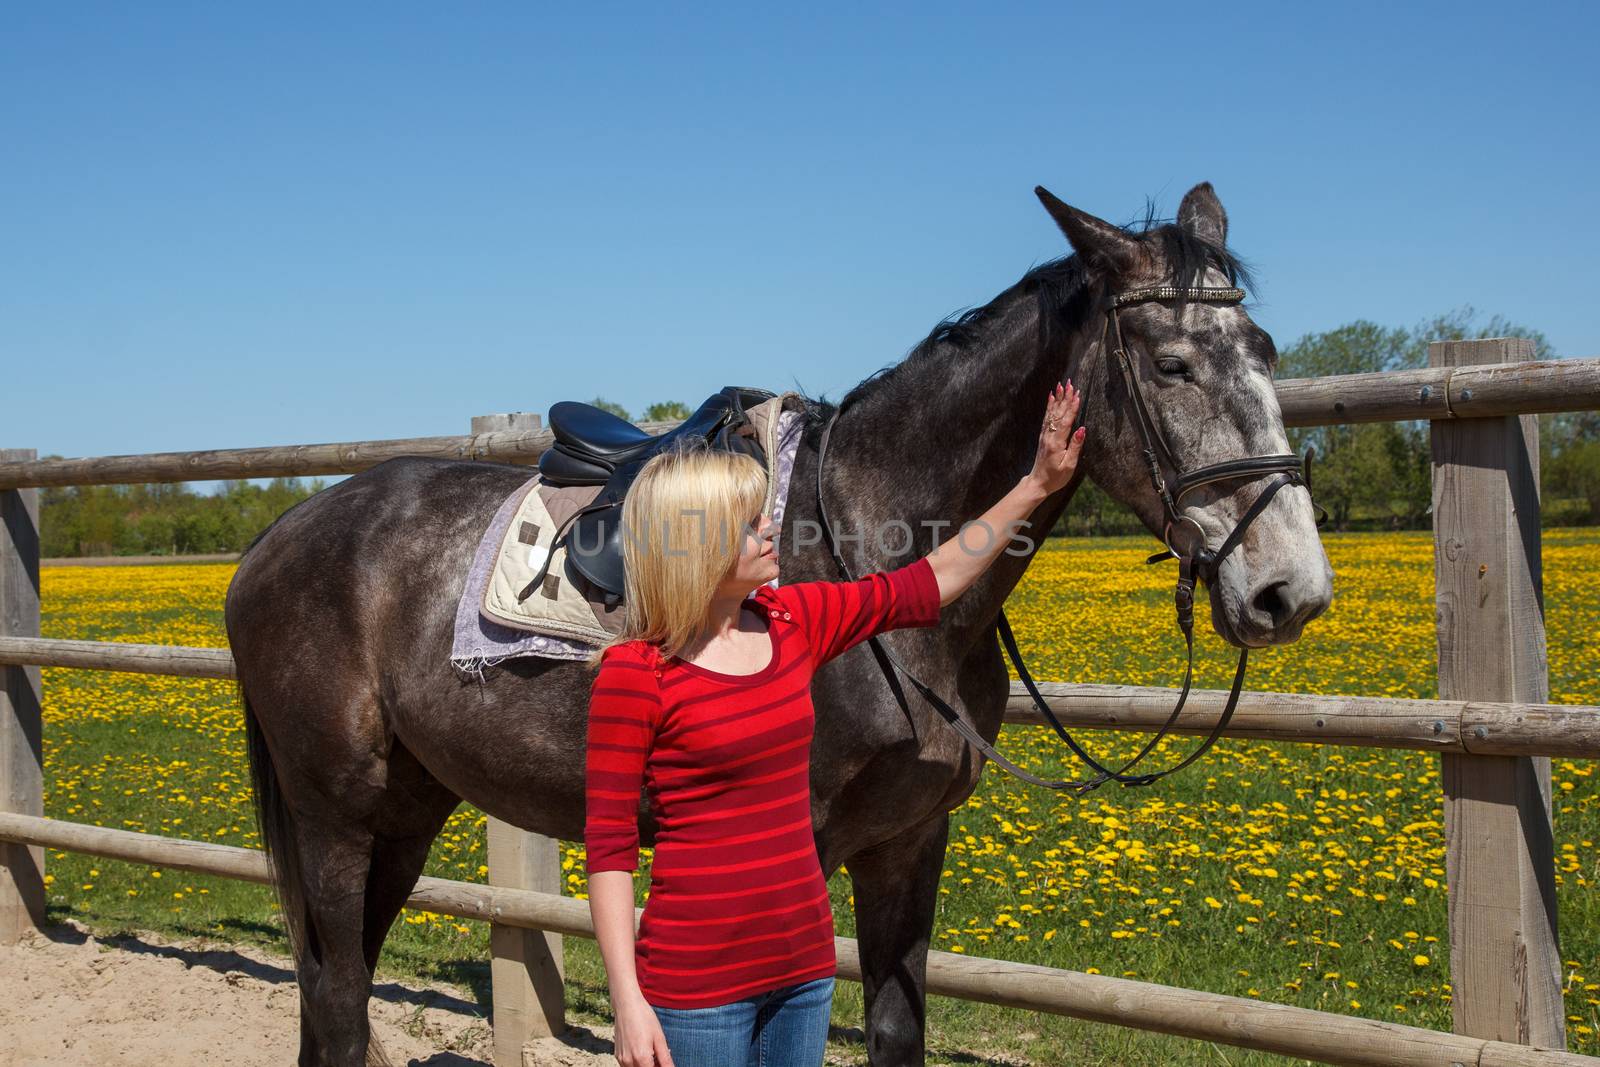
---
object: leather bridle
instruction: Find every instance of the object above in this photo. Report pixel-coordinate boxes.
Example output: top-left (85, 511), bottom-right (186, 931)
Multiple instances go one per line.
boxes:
top-left (814, 283), bottom-right (1326, 793)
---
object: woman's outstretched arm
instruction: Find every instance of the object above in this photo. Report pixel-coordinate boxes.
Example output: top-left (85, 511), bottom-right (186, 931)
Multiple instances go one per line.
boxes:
top-left (769, 381), bottom-right (1084, 665)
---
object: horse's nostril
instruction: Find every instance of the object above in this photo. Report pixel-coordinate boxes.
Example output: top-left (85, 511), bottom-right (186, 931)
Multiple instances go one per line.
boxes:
top-left (1251, 580), bottom-right (1290, 624)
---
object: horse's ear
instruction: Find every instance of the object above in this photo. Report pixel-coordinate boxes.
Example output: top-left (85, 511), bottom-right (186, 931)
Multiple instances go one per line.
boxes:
top-left (1034, 186), bottom-right (1139, 278)
top-left (1178, 182), bottom-right (1228, 247)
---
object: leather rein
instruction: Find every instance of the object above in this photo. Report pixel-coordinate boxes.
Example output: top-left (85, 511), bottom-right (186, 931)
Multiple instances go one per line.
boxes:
top-left (814, 284), bottom-right (1324, 793)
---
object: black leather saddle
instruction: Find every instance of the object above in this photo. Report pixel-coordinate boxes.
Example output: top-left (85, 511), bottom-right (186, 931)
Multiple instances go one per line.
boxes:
top-left (528, 385), bottom-right (777, 601)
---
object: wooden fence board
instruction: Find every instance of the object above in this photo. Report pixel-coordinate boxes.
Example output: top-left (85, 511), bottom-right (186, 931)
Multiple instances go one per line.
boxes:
top-left (0, 447), bottom-right (42, 944)
top-left (4, 634), bottom-right (1599, 758)
top-left (1432, 338), bottom-right (1564, 1047)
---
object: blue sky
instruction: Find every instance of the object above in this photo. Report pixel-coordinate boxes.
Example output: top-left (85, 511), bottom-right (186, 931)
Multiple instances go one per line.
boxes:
top-left (4, 4), bottom-right (1596, 485)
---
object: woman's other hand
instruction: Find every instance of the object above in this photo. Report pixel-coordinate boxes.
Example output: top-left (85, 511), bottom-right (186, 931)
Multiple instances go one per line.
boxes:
top-left (1026, 379), bottom-right (1085, 497)
top-left (612, 991), bottom-right (675, 1067)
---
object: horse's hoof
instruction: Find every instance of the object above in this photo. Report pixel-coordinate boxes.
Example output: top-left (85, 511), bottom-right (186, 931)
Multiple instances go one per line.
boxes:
top-left (365, 1029), bottom-right (394, 1067)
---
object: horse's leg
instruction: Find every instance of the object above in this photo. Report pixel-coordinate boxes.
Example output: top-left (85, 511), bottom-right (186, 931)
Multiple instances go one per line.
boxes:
top-left (353, 832), bottom-right (434, 1067)
top-left (844, 810), bottom-right (951, 1067)
top-left (360, 763), bottom-right (459, 975)
top-left (346, 742), bottom-right (461, 1066)
top-left (290, 812), bottom-right (384, 1067)
top-left (243, 679), bottom-right (401, 1067)
top-left (240, 676), bottom-right (388, 1067)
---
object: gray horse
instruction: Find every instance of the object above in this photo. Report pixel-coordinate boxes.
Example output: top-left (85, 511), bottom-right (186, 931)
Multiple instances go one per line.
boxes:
top-left (225, 182), bottom-right (1333, 1067)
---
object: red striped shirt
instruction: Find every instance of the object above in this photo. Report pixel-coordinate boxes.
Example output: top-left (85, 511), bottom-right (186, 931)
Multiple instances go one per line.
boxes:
top-left (583, 555), bottom-right (942, 1009)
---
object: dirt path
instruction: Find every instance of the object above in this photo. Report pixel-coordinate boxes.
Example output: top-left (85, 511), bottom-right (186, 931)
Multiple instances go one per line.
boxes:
top-left (0, 920), bottom-right (618, 1066)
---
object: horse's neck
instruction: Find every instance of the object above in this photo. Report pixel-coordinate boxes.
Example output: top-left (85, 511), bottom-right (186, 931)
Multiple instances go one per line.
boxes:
top-left (826, 293), bottom-right (1082, 604)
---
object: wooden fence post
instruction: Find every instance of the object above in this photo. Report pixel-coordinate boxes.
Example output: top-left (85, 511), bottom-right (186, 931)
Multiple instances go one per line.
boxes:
top-left (472, 413), bottom-right (567, 1065)
top-left (1431, 338), bottom-right (1564, 1047)
top-left (1, 447), bottom-right (43, 944)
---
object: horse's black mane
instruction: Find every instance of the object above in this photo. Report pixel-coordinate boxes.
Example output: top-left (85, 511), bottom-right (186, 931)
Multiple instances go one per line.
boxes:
top-left (836, 210), bottom-right (1255, 413)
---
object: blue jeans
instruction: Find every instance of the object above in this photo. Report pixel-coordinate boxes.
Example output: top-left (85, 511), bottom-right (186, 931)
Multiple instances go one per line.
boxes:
top-left (649, 975), bottom-right (834, 1067)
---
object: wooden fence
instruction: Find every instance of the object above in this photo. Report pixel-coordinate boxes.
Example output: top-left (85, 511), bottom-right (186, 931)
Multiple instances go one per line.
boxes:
top-left (2, 339), bottom-right (1598, 1065)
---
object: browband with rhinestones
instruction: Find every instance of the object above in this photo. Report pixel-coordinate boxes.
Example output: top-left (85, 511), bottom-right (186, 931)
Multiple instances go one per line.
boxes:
top-left (1113, 286), bottom-right (1245, 307)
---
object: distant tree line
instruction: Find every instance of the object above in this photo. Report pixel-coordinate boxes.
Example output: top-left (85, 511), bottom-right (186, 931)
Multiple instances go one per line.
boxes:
top-left (36, 325), bottom-right (1596, 558)
top-left (37, 397), bottom-right (702, 558)
top-left (40, 477), bottom-right (329, 558)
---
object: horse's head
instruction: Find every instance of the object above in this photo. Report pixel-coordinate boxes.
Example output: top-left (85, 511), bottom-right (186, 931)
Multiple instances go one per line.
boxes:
top-left (1035, 182), bottom-right (1333, 648)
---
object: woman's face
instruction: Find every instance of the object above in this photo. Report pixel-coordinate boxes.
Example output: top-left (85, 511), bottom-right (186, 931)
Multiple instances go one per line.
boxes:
top-left (722, 509), bottom-right (779, 594)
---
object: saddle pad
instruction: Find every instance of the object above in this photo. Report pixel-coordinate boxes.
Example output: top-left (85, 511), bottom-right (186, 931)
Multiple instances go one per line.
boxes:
top-left (481, 476), bottom-right (625, 643)
top-left (449, 395), bottom-right (807, 679)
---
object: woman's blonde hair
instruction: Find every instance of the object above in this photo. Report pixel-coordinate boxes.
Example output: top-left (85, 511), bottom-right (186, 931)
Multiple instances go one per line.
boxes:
top-left (584, 439), bottom-right (769, 669)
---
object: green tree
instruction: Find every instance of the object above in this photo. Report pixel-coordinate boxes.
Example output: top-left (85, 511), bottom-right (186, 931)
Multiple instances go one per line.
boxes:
top-left (1543, 410), bottom-right (1600, 524)
top-left (1402, 307), bottom-right (1549, 368)
top-left (1278, 322), bottom-right (1412, 529)
top-left (40, 475), bottom-right (328, 559)
top-left (642, 400), bottom-right (692, 422)
top-left (587, 397), bottom-right (631, 421)
top-left (1055, 481), bottom-right (1145, 537)
top-left (1278, 308), bottom-right (1556, 530)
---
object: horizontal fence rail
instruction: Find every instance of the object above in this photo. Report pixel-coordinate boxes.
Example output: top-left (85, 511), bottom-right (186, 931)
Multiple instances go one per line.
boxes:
top-left (3, 635), bottom-right (1597, 759)
top-left (1002, 683), bottom-right (1600, 759)
top-left (2, 357), bottom-right (1597, 489)
top-left (0, 636), bottom-right (237, 679)
top-left (1273, 356), bottom-right (1600, 426)
top-left (0, 811), bottom-right (1591, 1067)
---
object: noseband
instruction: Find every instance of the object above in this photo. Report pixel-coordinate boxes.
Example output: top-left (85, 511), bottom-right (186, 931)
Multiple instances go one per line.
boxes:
top-left (815, 284), bottom-right (1325, 794)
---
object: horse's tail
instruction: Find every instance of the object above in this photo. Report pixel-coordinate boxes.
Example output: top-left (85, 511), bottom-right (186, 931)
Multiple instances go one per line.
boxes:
top-left (240, 679), bottom-right (312, 970)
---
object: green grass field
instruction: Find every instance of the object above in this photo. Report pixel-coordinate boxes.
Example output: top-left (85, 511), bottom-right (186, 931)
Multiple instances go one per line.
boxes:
top-left (28, 530), bottom-right (1599, 1065)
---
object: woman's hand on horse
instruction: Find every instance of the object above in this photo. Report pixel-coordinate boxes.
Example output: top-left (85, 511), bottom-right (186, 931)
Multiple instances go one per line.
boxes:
top-left (1027, 379), bottom-right (1086, 496)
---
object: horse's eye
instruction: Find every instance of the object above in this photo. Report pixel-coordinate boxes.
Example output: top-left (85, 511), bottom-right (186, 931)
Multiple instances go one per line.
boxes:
top-left (1156, 356), bottom-right (1190, 378)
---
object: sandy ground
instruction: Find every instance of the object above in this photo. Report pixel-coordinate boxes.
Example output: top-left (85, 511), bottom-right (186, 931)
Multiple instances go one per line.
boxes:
top-left (0, 920), bottom-right (618, 1067)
